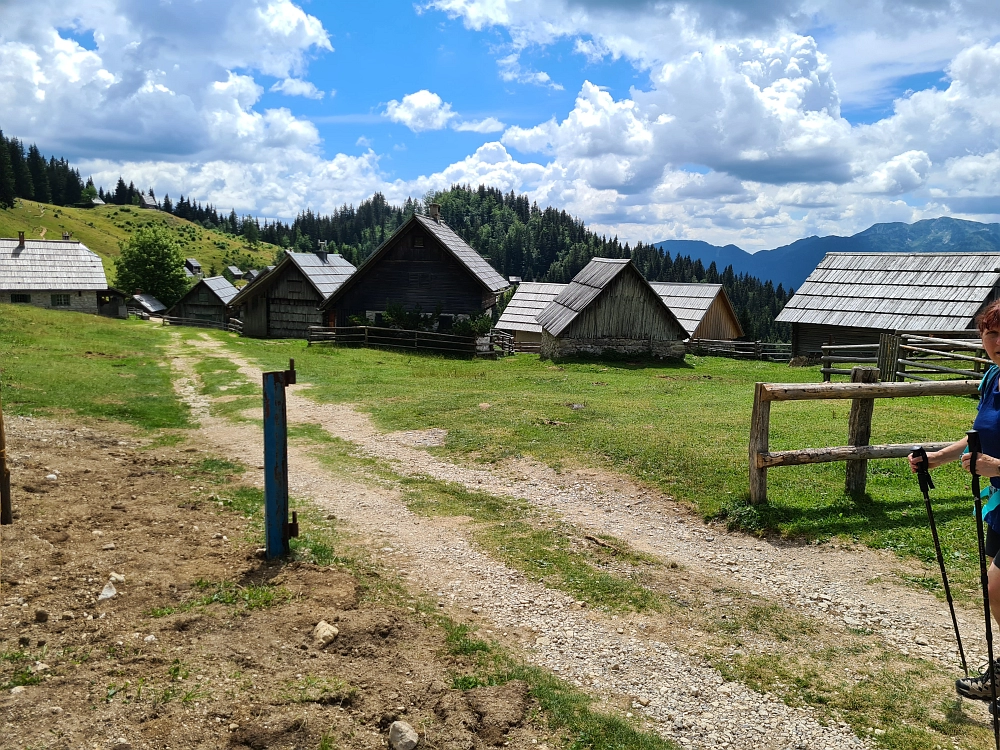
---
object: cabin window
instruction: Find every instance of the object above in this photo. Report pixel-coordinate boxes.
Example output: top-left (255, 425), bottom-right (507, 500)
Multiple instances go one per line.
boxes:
top-left (197, 290), bottom-right (211, 303)
top-left (11, 293), bottom-right (30, 303)
top-left (413, 235), bottom-right (424, 248)
top-left (287, 279), bottom-right (303, 296)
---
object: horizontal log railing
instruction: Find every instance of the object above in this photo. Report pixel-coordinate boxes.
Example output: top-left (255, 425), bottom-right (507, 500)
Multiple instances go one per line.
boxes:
top-left (687, 339), bottom-right (792, 362)
top-left (749, 367), bottom-right (979, 505)
top-left (307, 326), bottom-right (478, 355)
top-left (823, 332), bottom-right (986, 383)
top-left (161, 315), bottom-right (236, 332)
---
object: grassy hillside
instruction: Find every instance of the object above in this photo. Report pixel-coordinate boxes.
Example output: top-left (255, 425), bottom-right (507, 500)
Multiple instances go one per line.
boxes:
top-left (0, 199), bottom-right (278, 281)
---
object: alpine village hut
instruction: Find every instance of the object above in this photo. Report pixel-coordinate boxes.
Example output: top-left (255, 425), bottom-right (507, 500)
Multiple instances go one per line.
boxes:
top-left (128, 293), bottom-right (167, 318)
top-left (168, 276), bottom-right (239, 326)
top-left (649, 283), bottom-right (743, 340)
top-left (536, 258), bottom-right (688, 359)
top-left (496, 282), bottom-right (567, 349)
top-left (319, 207), bottom-right (509, 329)
top-left (231, 250), bottom-right (356, 338)
top-left (1, 232), bottom-right (119, 317)
top-left (776, 252), bottom-right (1000, 357)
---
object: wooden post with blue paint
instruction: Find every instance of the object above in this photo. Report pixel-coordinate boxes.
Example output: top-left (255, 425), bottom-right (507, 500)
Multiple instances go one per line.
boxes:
top-left (263, 359), bottom-right (298, 559)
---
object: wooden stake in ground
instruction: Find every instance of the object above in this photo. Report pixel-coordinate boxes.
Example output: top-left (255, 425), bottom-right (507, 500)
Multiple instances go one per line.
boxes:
top-left (0, 387), bottom-right (11, 526)
top-left (845, 366), bottom-right (879, 496)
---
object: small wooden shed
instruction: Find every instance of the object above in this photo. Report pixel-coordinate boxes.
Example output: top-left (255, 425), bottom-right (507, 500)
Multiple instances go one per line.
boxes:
top-left (128, 293), bottom-right (167, 317)
top-left (231, 250), bottom-right (356, 339)
top-left (649, 283), bottom-right (743, 340)
top-left (496, 282), bottom-right (567, 348)
top-left (168, 276), bottom-right (238, 325)
top-left (537, 258), bottom-right (687, 359)
top-left (776, 252), bottom-right (1000, 357)
top-left (0, 234), bottom-right (109, 315)
top-left (319, 213), bottom-right (509, 327)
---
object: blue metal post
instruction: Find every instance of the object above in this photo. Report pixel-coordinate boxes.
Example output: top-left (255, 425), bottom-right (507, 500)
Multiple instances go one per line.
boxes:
top-left (263, 359), bottom-right (296, 559)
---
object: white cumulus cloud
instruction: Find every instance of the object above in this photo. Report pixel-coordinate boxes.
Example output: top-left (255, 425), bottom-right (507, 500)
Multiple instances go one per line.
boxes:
top-left (270, 78), bottom-right (325, 99)
top-left (384, 90), bottom-right (457, 132)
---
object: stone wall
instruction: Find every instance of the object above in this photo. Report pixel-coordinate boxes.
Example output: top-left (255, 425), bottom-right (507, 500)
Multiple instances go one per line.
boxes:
top-left (540, 332), bottom-right (686, 360)
top-left (1, 290), bottom-right (99, 315)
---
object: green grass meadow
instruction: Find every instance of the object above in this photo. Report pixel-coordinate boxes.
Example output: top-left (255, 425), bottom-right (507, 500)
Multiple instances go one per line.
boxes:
top-left (215, 335), bottom-right (986, 593)
top-left (0, 304), bottom-right (189, 429)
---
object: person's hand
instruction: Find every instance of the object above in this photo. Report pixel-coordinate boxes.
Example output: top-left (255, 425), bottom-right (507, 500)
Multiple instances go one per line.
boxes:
top-left (961, 452), bottom-right (1000, 478)
top-left (908, 452), bottom-right (924, 474)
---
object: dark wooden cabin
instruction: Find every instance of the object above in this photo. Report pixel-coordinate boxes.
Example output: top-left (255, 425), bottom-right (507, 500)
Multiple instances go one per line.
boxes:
top-left (231, 250), bottom-right (356, 339)
top-left (537, 258), bottom-right (687, 360)
top-left (168, 276), bottom-right (238, 325)
top-left (319, 212), bottom-right (509, 327)
top-left (776, 252), bottom-right (1000, 357)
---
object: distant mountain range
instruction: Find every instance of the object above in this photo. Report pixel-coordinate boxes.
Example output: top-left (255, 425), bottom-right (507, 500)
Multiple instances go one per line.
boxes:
top-left (654, 217), bottom-right (1000, 291)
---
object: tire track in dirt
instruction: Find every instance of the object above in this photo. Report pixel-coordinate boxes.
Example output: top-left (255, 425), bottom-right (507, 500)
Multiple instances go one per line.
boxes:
top-left (169, 334), bottom-right (876, 750)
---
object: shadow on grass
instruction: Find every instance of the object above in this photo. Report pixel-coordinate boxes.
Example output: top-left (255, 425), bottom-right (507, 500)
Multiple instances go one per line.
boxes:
top-left (548, 353), bottom-right (696, 371)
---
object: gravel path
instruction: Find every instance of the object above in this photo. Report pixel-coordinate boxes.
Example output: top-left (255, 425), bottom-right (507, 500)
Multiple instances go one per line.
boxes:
top-left (171, 333), bottom-right (991, 748)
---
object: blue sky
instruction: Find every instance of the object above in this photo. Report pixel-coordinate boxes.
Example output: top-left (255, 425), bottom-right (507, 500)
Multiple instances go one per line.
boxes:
top-left (1, 0), bottom-right (998, 250)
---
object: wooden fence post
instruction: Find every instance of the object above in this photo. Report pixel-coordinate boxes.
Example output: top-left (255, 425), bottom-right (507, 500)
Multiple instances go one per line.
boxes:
top-left (1, 388), bottom-right (12, 525)
top-left (845, 366), bottom-right (879, 496)
top-left (876, 334), bottom-right (901, 383)
top-left (749, 382), bottom-right (771, 505)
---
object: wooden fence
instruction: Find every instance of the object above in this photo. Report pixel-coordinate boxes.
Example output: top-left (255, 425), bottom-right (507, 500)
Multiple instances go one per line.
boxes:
top-left (306, 325), bottom-right (477, 355)
top-left (687, 338), bottom-right (792, 362)
top-left (822, 332), bottom-right (987, 382)
top-left (748, 366), bottom-right (979, 504)
top-left (161, 316), bottom-right (243, 334)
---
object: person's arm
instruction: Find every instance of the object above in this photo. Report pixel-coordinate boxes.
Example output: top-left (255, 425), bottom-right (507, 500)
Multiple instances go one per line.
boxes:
top-left (908, 437), bottom-right (968, 473)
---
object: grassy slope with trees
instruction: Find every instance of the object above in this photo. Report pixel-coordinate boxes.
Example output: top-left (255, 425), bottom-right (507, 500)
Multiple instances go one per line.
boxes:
top-left (0, 200), bottom-right (276, 281)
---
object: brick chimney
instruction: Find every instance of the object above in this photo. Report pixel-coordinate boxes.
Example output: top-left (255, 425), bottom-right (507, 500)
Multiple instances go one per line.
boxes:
top-left (17, 231), bottom-right (25, 247)
top-left (428, 203), bottom-right (441, 222)
top-left (316, 239), bottom-right (328, 262)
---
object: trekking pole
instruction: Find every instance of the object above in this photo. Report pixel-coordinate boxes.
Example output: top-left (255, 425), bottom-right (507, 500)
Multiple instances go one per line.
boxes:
top-left (967, 429), bottom-right (1000, 750)
top-left (912, 446), bottom-right (968, 676)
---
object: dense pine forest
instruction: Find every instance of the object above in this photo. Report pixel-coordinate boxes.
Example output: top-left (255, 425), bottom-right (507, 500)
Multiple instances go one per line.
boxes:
top-left (0, 132), bottom-right (791, 340)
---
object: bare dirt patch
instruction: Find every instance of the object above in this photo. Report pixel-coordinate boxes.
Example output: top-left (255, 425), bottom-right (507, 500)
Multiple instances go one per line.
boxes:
top-left (0, 418), bottom-right (550, 750)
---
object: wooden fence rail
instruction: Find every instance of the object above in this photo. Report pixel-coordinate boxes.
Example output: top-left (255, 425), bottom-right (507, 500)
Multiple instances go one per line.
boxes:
top-left (822, 332), bottom-right (987, 383)
top-left (307, 326), bottom-right (478, 355)
top-left (687, 339), bottom-right (792, 362)
top-left (748, 366), bottom-right (979, 504)
top-left (161, 316), bottom-right (241, 334)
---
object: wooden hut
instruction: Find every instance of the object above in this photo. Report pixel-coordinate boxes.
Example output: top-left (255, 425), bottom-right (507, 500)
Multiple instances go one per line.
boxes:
top-left (537, 258), bottom-right (687, 359)
top-left (128, 293), bottom-right (166, 318)
top-left (184, 258), bottom-right (202, 279)
top-left (649, 283), bottom-right (743, 340)
top-left (0, 232), bottom-right (109, 315)
top-left (168, 276), bottom-right (238, 325)
top-left (231, 250), bottom-right (355, 339)
top-left (776, 252), bottom-right (1000, 357)
top-left (496, 282), bottom-right (566, 349)
top-left (319, 213), bottom-right (509, 328)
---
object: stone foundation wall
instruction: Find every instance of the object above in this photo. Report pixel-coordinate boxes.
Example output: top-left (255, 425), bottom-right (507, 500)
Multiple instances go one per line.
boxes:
top-left (1, 290), bottom-right (99, 315)
top-left (540, 332), bottom-right (686, 360)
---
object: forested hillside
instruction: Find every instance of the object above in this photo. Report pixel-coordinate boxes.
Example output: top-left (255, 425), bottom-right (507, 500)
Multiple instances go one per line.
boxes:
top-left (0, 129), bottom-right (791, 340)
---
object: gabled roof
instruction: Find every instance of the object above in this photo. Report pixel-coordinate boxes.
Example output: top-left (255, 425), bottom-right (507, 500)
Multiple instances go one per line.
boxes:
top-left (775, 252), bottom-right (1000, 331)
top-left (414, 215), bottom-right (508, 293)
top-left (185, 258), bottom-right (201, 269)
top-left (496, 282), bottom-right (566, 333)
top-left (130, 293), bottom-right (166, 314)
top-left (649, 282), bottom-right (743, 338)
top-left (0, 238), bottom-right (108, 291)
top-left (226, 265), bottom-right (242, 276)
top-left (320, 213), bottom-right (508, 310)
top-left (200, 276), bottom-right (239, 305)
top-left (229, 251), bottom-right (355, 307)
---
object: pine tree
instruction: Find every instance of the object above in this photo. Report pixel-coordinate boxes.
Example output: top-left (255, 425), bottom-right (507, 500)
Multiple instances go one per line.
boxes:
top-left (26, 144), bottom-right (50, 203)
top-left (0, 129), bottom-right (16, 209)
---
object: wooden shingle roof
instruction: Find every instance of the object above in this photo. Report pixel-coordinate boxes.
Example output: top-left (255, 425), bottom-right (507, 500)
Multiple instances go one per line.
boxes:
top-left (776, 252), bottom-right (1000, 331)
top-left (230, 251), bottom-right (355, 307)
top-left (320, 213), bottom-right (508, 311)
top-left (496, 282), bottom-right (566, 332)
top-left (649, 282), bottom-right (743, 338)
top-left (202, 276), bottom-right (239, 305)
top-left (0, 238), bottom-right (108, 291)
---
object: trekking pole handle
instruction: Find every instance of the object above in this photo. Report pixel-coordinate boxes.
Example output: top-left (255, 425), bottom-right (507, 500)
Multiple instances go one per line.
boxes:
top-left (911, 446), bottom-right (934, 492)
top-left (968, 430), bottom-right (982, 476)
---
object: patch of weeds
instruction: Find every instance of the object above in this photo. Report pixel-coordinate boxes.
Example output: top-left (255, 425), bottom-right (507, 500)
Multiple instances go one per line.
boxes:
top-left (451, 675), bottom-right (484, 690)
top-left (2, 667), bottom-right (42, 690)
top-left (399, 475), bottom-right (661, 613)
top-left (288, 422), bottom-right (339, 444)
top-left (167, 659), bottom-right (190, 681)
top-left (192, 579), bottom-right (292, 611)
top-left (318, 733), bottom-right (338, 750)
top-left (290, 532), bottom-right (336, 566)
top-left (442, 621), bottom-right (491, 656)
top-left (148, 606), bottom-right (177, 618)
top-left (181, 685), bottom-right (209, 704)
top-left (193, 457), bottom-right (245, 481)
top-left (221, 486), bottom-right (264, 519)
top-left (282, 675), bottom-right (357, 705)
